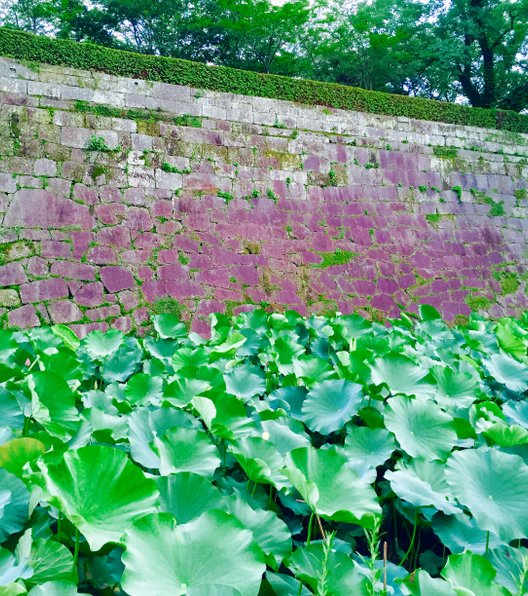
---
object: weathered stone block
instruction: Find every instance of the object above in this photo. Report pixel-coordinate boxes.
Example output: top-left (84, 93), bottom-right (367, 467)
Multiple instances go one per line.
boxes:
top-left (100, 266), bottom-right (135, 293)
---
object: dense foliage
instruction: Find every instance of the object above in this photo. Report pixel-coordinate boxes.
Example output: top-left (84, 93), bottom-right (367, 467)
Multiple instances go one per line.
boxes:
top-left (0, 28), bottom-right (527, 134)
top-left (1, 307), bottom-right (528, 594)
top-left (1, 0), bottom-right (527, 112)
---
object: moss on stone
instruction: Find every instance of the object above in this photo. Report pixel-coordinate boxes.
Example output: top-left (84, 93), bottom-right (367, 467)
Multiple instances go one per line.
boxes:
top-left (312, 248), bottom-right (358, 269)
top-left (465, 293), bottom-right (491, 311)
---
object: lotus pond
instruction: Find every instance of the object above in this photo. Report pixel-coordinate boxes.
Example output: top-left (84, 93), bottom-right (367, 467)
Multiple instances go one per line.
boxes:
top-left (1, 307), bottom-right (528, 595)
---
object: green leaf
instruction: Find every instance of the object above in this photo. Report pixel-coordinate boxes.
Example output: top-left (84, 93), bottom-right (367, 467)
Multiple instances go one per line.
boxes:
top-left (163, 377), bottom-right (211, 407)
top-left (15, 530), bottom-right (74, 588)
top-left (128, 407), bottom-right (199, 469)
top-left (158, 473), bottom-right (225, 523)
top-left (441, 552), bottom-right (507, 596)
top-left (384, 396), bottom-right (457, 460)
top-left (124, 373), bottom-right (163, 406)
top-left (487, 545), bottom-right (528, 595)
top-left (343, 427), bottom-right (396, 469)
top-left (40, 445), bottom-right (159, 550)
top-left (0, 469), bottom-right (30, 542)
top-left (287, 543), bottom-right (368, 594)
top-left (483, 352), bottom-right (528, 392)
top-left (0, 438), bottom-right (45, 478)
top-left (224, 364), bottom-right (266, 401)
top-left (403, 569), bottom-right (456, 595)
top-left (370, 354), bottom-right (431, 397)
top-left (50, 325), bottom-right (80, 351)
top-left (446, 447), bottom-right (528, 542)
top-left (122, 511), bottom-right (265, 595)
top-left (282, 445), bottom-right (381, 527)
top-left (225, 496), bottom-right (292, 570)
top-left (0, 546), bottom-right (31, 586)
top-left (301, 379), bottom-right (364, 435)
top-left (429, 364), bottom-right (481, 414)
top-left (27, 582), bottom-right (90, 595)
top-left (153, 314), bottom-right (188, 339)
top-left (386, 459), bottom-right (460, 515)
top-left (432, 512), bottom-right (503, 555)
top-left (0, 388), bottom-right (23, 436)
top-left (82, 330), bottom-right (123, 360)
top-left (230, 436), bottom-right (289, 489)
top-left (155, 427), bottom-right (221, 478)
top-left (27, 372), bottom-right (81, 441)
top-left (100, 337), bottom-right (142, 383)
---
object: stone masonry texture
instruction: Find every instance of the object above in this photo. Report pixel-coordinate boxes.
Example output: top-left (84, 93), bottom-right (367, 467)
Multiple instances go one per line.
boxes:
top-left (0, 57), bottom-right (527, 336)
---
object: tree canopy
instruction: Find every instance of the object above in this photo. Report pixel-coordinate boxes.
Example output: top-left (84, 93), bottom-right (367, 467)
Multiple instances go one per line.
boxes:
top-left (1, 0), bottom-right (527, 111)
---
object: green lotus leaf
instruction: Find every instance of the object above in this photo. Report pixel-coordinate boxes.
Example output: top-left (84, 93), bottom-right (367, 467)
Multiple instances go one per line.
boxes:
top-left (124, 373), bottom-right (163, 406)
top-left (287, 543), bottom-right (368, 595)
top-left (403, 569), bottom-right (456, 595)
top-left (50, 325), bottom-right (80, 351)
top-left (225, 495), bottom-right (292, 570)
top-left (121, 511), bottom-right (265, 595)
top-left (370, 354), bottom-right (431, 397)
top-left (268, 387), bottom-right (307, 420)
top-left (259, 418), bottom-right (311, 454)
top-left (487, 545), bottom-right (528, 595)
top-left (441, 552), bottom-right (507, 596)
top-left (432, 512), bottom-right (503, 555)
top-left (230, 437), bottom-right (289, 489)
top-left (292, 355), bottom-right (335, 385)
top-left (82, 391), bottom-right (127, 441)
top-left (82, 330), bottom-right (123, 360)
top-left (445, 447), bottom-right (528, 542)
top-left (484, 422), bottom-right (528, 447)
top-left (158, 473), bottom-right (225, 523)
top-left (27, 372), bottom-right (81, 441)
top-left (503, 400), bottom-right (528, 429)
top-left (100, 337), bottom-right (142, 383)
top-left (264, 572), bottom-right (310, 596)
top-left (224, 364), bottom-right (266, 401)
top-left (15, 530), bottom-right (74, 588)
top-left (0, 469), bottom-right (30, 542)
top-left (193, 393), bottom-right (256, 441)
top-left (155, 427), bottom-right (221, 478)
top-left (128, 406), bottom-right (199, 469)
top-left (163, 377), bottom-right (211, 407)
top-left (40, 445), bottom-right (159, 551)
top-left (282, 445), bottom-right (381, 528)
top-left (384, 396), bottom-right (457, 460)
top-left (153, 314), bottom-right (188, 339)
top-left (343, 427), bottom-right (396, 468)
top-left (0, 584), bottom-right (27, 596)
top-left (0, 439), bottom-right (45, 478)
top-left (301, 379), bottom-right (364, 435)
top-left (0, 546), bottom-right (31, 586)
top-left (27, 582), bottom-right (90, 595)
top-left (495, 319), bottom-right (527, 361)
top-left (482, 351), bottom-right (528, 392)
top-left (429, 364), bottom-right (481, 415)
top-left (386, 459), bottom-right (460, 515)
top-left (0, 388), bottom-right (23, 435)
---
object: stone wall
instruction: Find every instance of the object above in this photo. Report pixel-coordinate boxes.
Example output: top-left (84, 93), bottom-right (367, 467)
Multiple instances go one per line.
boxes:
top-left (0, 57), bottom-right (527, 335)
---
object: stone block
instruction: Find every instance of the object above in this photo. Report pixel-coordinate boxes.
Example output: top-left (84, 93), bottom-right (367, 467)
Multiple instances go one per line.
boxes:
top-left (47, 300), bottom-right (83, 323)
top-left (0, 289), bottom-right (20, 307)
top-left (20, 278), bottom-right (69, 303)
top-left (4, 190), bottom-right (94, 229)
top-left (8, 304), bottom-right (39, 328)
top-left (0, 262), bottom-right (27, 287)
top-left (100, 266), bottom-right (135, 293)
top-left (34, 158), bottom-right (57, 177)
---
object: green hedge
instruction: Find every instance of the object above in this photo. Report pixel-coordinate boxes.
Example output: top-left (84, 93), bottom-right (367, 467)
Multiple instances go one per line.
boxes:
top-left (1, 27), bottom-right (527, 133)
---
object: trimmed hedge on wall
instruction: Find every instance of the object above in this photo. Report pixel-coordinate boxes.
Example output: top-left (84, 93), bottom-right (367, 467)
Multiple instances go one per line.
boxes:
top-left (1, 27), bottom-right (527, 133)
